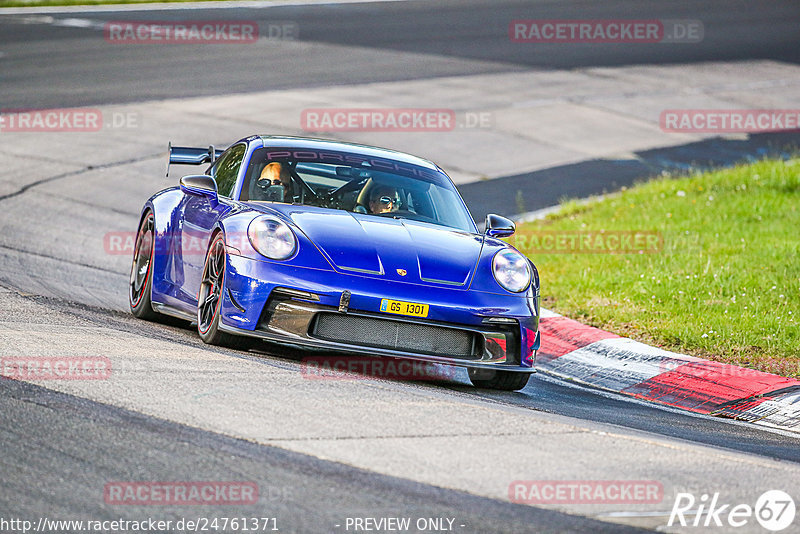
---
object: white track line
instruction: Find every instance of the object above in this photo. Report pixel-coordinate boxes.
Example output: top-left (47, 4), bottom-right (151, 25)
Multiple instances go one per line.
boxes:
top-left (0, 0), bottom-right (414, 15)
top-left (535, 371), bottom-right (800, 440)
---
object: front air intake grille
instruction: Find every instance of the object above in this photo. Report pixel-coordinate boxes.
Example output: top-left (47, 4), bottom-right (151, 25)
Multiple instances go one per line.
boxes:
top-left (312, 313), bottom-right (476, 358)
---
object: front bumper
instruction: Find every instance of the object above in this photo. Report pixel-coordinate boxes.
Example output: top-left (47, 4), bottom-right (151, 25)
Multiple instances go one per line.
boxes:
top-left (221, 253), bottom-right (540, 371)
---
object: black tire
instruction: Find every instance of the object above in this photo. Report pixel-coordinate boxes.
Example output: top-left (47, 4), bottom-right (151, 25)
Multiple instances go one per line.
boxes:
top-left (468, 369), bottom-right (530, 391)
top-left (197, 233), bottom-right (252, 350)
top-left (129, 212), bottom-right (159, 320)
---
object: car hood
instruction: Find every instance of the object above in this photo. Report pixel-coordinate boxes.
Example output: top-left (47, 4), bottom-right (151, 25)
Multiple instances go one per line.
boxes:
top-left (260, 204), bottom-right (484, 287)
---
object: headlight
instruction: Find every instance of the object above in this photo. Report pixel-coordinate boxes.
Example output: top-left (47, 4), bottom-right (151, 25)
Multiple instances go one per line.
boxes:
top-left (247, 215), bottom-right (296, 260)
top-left (492, 249), bottom-right (531, 293)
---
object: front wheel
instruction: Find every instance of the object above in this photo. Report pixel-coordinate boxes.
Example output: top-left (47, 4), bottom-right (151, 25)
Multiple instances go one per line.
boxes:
top-left (468, 369), bottom-right (530, 391)
top-left (197, 234), bottom-right (251, 350)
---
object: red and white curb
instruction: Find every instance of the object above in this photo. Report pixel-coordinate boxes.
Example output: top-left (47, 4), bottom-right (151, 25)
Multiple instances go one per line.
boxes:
top-left (536, 309), bottom-right (800, 433)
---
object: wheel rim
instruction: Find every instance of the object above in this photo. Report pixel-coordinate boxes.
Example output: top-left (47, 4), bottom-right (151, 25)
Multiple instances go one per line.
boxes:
top-left (129, 214), bottom-right (154, 308)
top-left (198, 237), bottom-right (225, 334)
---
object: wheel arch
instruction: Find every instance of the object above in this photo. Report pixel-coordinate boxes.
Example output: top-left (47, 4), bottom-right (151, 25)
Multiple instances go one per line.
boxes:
top-left (143, 188), bottom-right (186, 306)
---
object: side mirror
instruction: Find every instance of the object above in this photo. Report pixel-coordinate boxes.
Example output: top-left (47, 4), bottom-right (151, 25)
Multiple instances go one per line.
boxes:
top-left (485, 214), bottom-right (515, 238)
top-left (180, 175), bottom-right (218, 205)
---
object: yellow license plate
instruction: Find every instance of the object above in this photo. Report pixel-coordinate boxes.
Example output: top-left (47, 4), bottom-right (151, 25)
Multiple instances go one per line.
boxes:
top-left (380, 299), bottom-right (429, 318)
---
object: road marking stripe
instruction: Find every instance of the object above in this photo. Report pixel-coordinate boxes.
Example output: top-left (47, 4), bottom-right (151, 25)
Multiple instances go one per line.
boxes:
top-left (713, 388), bottom-right (800, 429)
top-left (538, 315), bottom-right (800, 432)
top-left (538, 307), bottom-right (560, 318)
top-left (537, 315), bottom-right (618, 363)
top-left (624, 361), bottom-right (800, 413)
top-left (0, 0), bottom-right (409, 15)
top-left (539, 337), bottom-right (698, 392)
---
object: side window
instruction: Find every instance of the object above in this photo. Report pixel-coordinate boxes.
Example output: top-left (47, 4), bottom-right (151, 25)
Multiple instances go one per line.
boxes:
top-left (211, 144), bottom-right (246, 198)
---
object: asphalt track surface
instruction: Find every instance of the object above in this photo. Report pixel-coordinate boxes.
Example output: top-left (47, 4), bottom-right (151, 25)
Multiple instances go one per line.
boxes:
top-left (463, 131), bottom-right (800, 223)
top-left (0, 0), bottom-right (799, 108)
top-left (3, 0), bottom-right (800, 220)
top-left (9, 291), bottom-right (800, 463)
top-left (2, 377), bottom-right (647, 534)
top-left (2, 292), bottom-right (800, 532)
top-left (2, 1), bottom-right (800, 532)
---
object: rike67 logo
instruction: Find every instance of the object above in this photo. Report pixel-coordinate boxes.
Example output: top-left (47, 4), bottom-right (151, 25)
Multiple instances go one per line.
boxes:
top-left (669, 490), bottom-right (796, 531)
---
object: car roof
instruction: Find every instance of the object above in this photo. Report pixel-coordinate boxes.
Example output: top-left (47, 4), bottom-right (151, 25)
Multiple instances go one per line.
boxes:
top-left (254, 135), bottom-right (442, 172)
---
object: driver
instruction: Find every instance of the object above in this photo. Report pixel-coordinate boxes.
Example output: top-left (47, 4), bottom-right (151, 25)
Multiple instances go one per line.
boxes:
top-left (257, 162), bottom-right (293, 202)
top-left (368, 185), bottom-right (400, 214)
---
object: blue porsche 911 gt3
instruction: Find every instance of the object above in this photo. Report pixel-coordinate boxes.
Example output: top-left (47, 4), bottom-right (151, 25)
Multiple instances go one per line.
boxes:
top-left (130, 136), bottom-right (540, 390)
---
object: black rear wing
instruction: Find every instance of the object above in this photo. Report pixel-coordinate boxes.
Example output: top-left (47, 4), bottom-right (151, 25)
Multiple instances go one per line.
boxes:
top-left (166, 142), bottom-right (225, 177)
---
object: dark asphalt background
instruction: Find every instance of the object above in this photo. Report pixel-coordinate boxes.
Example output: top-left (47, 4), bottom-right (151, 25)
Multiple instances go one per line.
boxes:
top-left (1, 375), bottom-right (651, 534)
top-left (1, 0), bottom-right (800, 108)
top-left (2, 0), bottom-right (799, 219)
top-left (1, 292), bottom-right (799, 533)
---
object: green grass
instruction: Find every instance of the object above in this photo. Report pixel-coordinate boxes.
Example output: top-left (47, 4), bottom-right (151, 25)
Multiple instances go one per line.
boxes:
top-left (1, 0), bottom-right (243, 7)
top-left (511, 157), bottom-right (800, 377)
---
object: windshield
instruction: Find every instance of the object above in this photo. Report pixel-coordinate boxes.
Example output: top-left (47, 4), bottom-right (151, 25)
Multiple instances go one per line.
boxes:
top-left (240, 147), bottom-right (476, 233)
